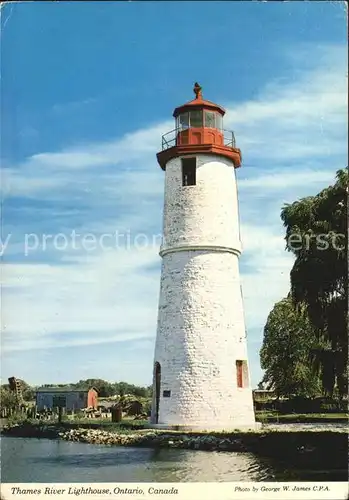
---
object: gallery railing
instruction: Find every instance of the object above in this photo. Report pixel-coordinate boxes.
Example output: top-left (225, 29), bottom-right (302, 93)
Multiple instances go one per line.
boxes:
top-left (161, 128), bottom-right (236, 151)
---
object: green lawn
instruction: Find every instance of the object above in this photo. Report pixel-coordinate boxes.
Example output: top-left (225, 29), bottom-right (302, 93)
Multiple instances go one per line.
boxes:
top-left (58, 418), bottom-right (149, 430)
top-left (255, 412), bottom-right (348, 423)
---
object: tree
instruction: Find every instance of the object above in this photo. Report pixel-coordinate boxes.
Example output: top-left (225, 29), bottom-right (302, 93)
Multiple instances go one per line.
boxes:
top-left (260, 297), bottom-right (323, 398)
top-left (73, 379), bottom-right (114, 397)
top-left (2, 379), bottom-right (35, 402)
top-left (281, 169), bottom-right (348, 396)
top-left (0, 387), bottom-right (19, 411)
top-left (19, 380), bottom-right (35, 401)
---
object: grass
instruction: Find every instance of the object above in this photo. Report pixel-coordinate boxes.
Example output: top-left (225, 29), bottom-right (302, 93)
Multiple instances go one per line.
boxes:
top-left (255, 412), bottom-right (348, 423)
top-left (55, 418), bottom-right (149, 431)
top-left (2, 418), bottom-right (150, 436)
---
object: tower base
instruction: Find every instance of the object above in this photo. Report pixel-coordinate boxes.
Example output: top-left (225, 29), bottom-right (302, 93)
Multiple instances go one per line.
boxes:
top-left (146, 422), bottom-right (262, 432)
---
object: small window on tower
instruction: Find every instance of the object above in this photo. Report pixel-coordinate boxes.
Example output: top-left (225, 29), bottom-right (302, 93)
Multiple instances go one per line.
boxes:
top-left (182, 158), bottom-right (196, 186)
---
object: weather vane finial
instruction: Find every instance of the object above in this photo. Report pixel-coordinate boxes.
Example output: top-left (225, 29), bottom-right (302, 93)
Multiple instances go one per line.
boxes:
top-left (193, 82), bottom-right (202, 99)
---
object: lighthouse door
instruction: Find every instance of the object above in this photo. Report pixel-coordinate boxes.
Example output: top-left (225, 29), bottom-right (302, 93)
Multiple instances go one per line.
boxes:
top-left (155, 362), bottom-right (161, 424)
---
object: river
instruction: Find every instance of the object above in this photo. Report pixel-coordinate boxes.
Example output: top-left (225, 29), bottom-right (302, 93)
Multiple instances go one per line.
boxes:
top-left (2, 436), bottom-right (347, 482)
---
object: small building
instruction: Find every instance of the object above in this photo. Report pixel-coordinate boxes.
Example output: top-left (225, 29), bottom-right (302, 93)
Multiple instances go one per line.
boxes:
top-left (36, 387), bottom-right (98, 411)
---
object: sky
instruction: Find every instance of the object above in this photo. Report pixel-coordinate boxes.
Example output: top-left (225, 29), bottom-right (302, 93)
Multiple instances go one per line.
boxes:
top-left (1, 1), bottom-right (347, 389)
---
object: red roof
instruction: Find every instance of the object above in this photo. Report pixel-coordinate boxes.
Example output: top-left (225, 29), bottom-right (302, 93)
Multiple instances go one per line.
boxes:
top-left (173, 83), bottom-right (226, 117)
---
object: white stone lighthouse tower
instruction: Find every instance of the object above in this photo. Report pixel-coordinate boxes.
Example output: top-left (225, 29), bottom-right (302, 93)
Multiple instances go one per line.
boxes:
top-left (150, 83), bottom-right (257, 431)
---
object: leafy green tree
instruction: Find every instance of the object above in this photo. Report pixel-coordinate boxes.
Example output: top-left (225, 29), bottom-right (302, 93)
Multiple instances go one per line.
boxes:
top-left (1, 379), bottom-right (35, 402)
top-left (0, 387), bottom-right (19, 411)
top-left (70, 379), bottom-right (152, 398)
top-left (260, 297), bottom-right (323, 398)
top-left (130, 385), bottom-right (151, 398)
top-left (281, 169), bottom-right (348, 396)
top-left (19, 380), bottom-right (35, 401)
top-left (73, 379), bottom-right (114, 397)
top-left (114, 381), bottom-right (136, 396)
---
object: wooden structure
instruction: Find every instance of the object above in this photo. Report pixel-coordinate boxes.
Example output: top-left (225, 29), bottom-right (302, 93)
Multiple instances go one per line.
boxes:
top-left (8, 377), bottom-right (24, 404)
top-left (36, 387), bottom-right (98, 411)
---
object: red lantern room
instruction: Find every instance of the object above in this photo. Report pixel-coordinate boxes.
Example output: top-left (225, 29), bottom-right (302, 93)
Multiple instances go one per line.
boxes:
top-left (157, 83), bottom-right (242, 170)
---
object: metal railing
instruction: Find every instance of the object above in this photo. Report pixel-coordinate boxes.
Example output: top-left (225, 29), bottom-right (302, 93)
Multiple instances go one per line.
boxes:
top-left (161, 128), bottom-right (236, 151)
top-left (161, 129), bottom-right (177, 150)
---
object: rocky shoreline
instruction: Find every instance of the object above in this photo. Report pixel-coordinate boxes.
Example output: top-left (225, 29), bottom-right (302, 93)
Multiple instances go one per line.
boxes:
top-left (58, 428), bottom-right (250, 451)
top-left (2, 422), bottom-right (347, 466)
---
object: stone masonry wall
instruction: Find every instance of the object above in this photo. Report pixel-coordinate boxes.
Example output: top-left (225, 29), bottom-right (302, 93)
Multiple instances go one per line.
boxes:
top-left (151, 154), bottom-right (256, 430)
top-left (160, 155), bottom-right (242, 255)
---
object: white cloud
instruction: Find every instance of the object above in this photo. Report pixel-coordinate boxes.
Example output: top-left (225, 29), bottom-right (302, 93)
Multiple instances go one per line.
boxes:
top-left (224, 44), bottom-right (347, 163)
top-left (27, 120), bottom-right (173, 171)
top-left (238, 168), bottom-right (336, 190)
top-left (1, 246), bottom-right (160, 352)
top-left (241, 227), bottom-right (294, 330)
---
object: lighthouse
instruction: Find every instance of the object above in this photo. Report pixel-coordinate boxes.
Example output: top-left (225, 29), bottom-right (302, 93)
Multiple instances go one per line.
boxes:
top-left (150, 84), bottom-right (257, 431)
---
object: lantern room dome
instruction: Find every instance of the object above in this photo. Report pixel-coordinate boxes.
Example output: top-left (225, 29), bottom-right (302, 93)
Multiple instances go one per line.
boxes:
top-left (173, 83), bottom-right (226, 117)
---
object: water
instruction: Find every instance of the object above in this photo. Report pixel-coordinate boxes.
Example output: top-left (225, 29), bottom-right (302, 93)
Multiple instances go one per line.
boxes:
top-left (1, 437), bottom-right (347, 482)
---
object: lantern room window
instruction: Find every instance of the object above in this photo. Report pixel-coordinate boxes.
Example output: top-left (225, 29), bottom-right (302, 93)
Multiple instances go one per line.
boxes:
top-left (204, 111), bottom-right (216, 128)
top-left (216, 113), bottom-right (223, 130)
top-left (177, 110), bottom-right (223, 130)
top-left (190, 110), bottom-right (203, 127)
top-left (179, 112), bottom-right (189, 130)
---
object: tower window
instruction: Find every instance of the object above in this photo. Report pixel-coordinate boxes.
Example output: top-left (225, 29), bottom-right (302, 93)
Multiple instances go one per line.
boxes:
top-left (182, 158), bottom-right (196, 186)
top-left (236, 360), bottom-right (249, 388)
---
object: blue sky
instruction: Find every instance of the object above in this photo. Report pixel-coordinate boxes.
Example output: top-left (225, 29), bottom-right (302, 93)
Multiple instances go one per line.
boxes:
top-left (1, 1), bottom-right (347, 388)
